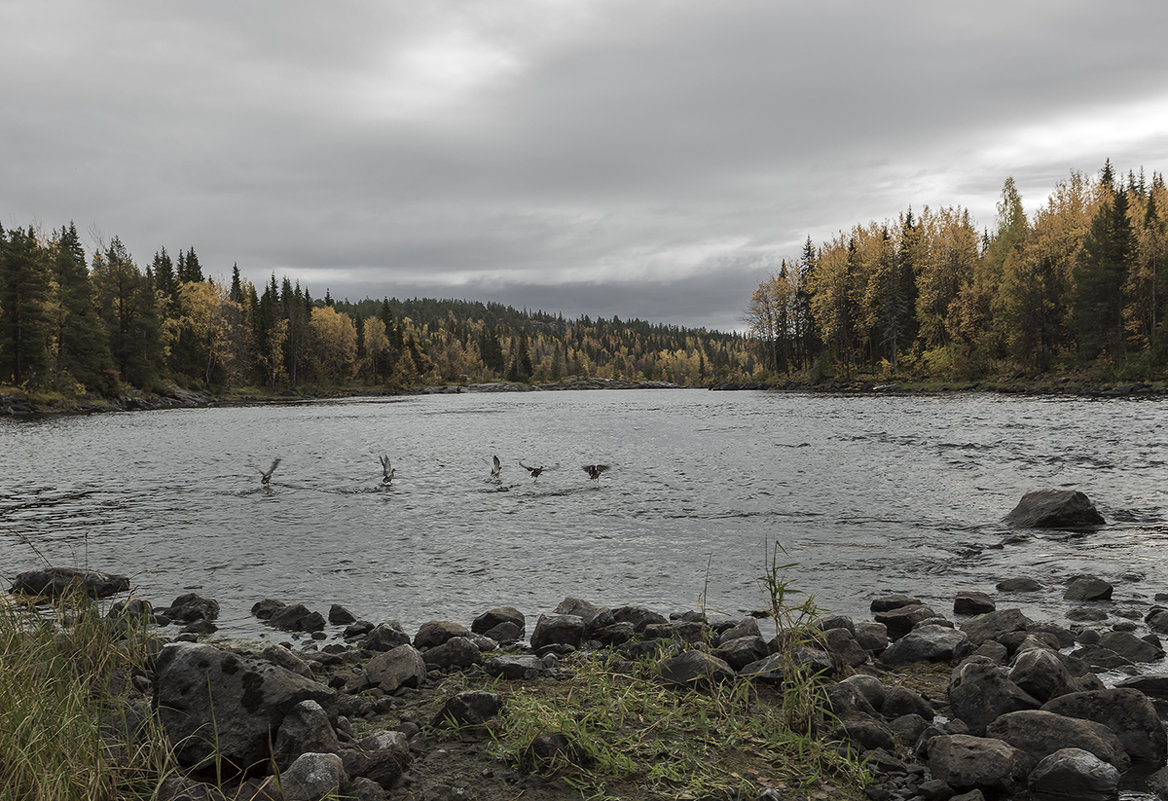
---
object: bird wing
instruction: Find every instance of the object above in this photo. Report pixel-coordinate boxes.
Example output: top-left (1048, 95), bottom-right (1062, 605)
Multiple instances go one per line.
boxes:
top-left (266, 458), bottom-right (281, 476)
top-left (492, 454), bottom-right (501, 469)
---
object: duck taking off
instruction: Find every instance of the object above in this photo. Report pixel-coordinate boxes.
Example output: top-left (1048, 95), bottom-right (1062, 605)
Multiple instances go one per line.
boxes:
top-left (519, 462), bottom-right (546, 479)
top-left (490, 454), bottom-right (502, 480)
top-left (379, 454), bottom-right (395, 485)
top-left (582, 464), bottom-right (610, 481)
top-left (259, 458), bottom-right (281, 486)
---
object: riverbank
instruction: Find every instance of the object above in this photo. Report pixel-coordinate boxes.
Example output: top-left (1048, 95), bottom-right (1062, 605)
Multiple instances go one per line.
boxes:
top-left (7, 565), bottom-right (1168, 801)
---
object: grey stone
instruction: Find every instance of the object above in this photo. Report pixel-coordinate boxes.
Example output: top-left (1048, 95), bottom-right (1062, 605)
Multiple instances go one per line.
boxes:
top-left (1005, 489), bottom-right (1105, 529)
top-left (882, 686), bottom-right (934, 721)
top-left (1068, 645), bottom-right (1133, 671)
top-left (997, 577), bottom-right (1042, 592)
top-left (162, 593), bottom-right (220, 623)
top-left (481, 655), bottom-right (548, 680)
top-left (271, 752), bottom-right (346, 801)
top-left (1065, 576), bottom-right (1114, 602)
top-left (421, 636), bottom-right (483, 670)
top-left (530, 613), bottom-right (585, 650)
top-left (1009, 647), bottom-right (1076, 703)
top-left (712, 635), bottom-right (770, 671)
top-left (553, 596), bottom-right (602, 623)
top-left (824, 681), bottom-right (880, 719)
top-left (413, 620), bottom-right (470, 649)
top-left (854, 621), bottom-right (889, 653)
top-left (471, 606), bottom-right (525, 637)
top-left (881, 624), bottom-right (967, 665)
top-left (830, 719), bottom-right (896, 753)
top-left (874, 604), bottom-right (936, 640)
top-left (10, 566), bottom-right (130, 599)
top-left (927, 734), bottom-right (1031, 795)
top-left (361, 622), bottom-right (410, 651)
top-left (1097, 630), bottom-right (1162, 662)
top-left (273, 700), bottom-right (341, 768)
top-left (268, 603), bottom-right (325, 632)
top-left (948, 658), bottom-right (1040, 735)
top-left (717, 617), bottom-right (762, 645)
top-left (366, 645), bottom-right (426, 693)
top-left (432, 690), bottom-right (502, 727)
top-left (954, 592), bottom-right (995, 615)
top-left (1042, 688), bottom-right (1167, 764)
top-left (960, 608), bottom-right (1034, 646)
top-left (611, 605), bottom-right (668, 631)
top-left (839, 674), bottom-right (886, 710)
top-left (262, 645), bottom-right (314, 678)
top-left (985, 710), bottom-right (1130, 772)
top-left (1028, 748), bottom-right (1119, 801)
top-left (871, 594), bottom-right (922, 613)
top-left (819, 627), bottom-right (869, 666)
top-left (657, 650), bottom-right (736, 688)
top-left (328, 604), bottom-right (356, 625)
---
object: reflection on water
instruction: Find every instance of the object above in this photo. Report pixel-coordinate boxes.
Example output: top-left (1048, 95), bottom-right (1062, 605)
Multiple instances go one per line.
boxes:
top-left (2, 389), bottom-right (1166, 636)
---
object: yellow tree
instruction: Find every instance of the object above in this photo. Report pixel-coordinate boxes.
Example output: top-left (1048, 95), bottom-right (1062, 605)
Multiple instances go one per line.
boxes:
top-left (308, 306), bottom-right (357, 383)
top-left (170, 281), bottom-right (237, 387)
top-left (362, 317), bottom-right (391, 384)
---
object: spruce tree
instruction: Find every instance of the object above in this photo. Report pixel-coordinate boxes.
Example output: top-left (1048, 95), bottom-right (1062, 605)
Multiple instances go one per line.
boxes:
top-left (51, 223), bottom-right (114, 392)
top-left (0, 226), bottom-right (53, 387)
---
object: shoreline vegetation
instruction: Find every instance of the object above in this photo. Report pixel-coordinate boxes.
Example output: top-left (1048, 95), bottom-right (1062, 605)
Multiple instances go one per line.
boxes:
top-left (6, 550), bottom-right (1168, 801)
top-left (5, 161), bottom-right (1168, 416)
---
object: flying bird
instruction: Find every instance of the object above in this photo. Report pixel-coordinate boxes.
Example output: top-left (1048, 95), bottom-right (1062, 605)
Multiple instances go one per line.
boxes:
top-left (583, 464), bottom-right (610, 481)
top-left (520, 462), bottom-right (547, 479)
top-left (379, 455), bottom-right (395, 485)
top-left (259, 458), bottom-right (281, 486)
top-left (490, 454), bottom-right (502, 480)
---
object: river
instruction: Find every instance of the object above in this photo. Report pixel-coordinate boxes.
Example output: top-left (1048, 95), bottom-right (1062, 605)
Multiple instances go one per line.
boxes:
top-left (2, 389), bottom-right (1166, 639)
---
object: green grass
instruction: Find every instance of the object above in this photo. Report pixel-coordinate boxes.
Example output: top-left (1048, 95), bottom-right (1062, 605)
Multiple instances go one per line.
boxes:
top-left (0, 591), bottom-right (176, 801)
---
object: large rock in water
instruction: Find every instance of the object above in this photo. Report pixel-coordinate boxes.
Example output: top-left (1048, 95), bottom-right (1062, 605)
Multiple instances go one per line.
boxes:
top-left (153, 642), bottom-right (336, 774)
top-left (10, 567), bottom-right (130, 599)
top-left (1005, 490), bottom-right (1104, 530)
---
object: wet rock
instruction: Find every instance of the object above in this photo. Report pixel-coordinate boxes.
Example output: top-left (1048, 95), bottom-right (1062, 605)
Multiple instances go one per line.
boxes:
top-left (997, 577), bottom-right (1042, 592)
top-left (361, 622), bottom-right (410, 652)
top-left (839, 674), bottom-right (887, 710)
top-left (1068, 645), bottom-right (1133, 671)
top-left (927, 734), bottom-right (1031, 796)
top-left (432, 690), bottom-right (502, 727)
top-left (1097, 630), bottom-right (1162, 662)
top-left (817, 614), bottom-right (856, 634)
top-left (985, 710), bottom-right (1130, 771)
top-left (262, 645), bottom-right (314, 678)
top-left (481, 655), bottom-right (548, 680)
top-left (657, 650), bottom-right (736, 688)
top-left (154, 642), bottom-right (336, 773)
top-left (881, 624), bottom-right (967, 665)
top-left (162, 593), bottom-right (220, 623)
top-left (875, 604), bottom-right (937, 640)
top-left (883, 686), bottom-right (934, 721)
top-left (1145, 607), bottom-right (1168, 633)
top-left (553, 596), bottom-right (602, 623)
top-left (1028, 748), bottom-right (1119, 801)
top-left (273, 700), bottom-right (341, 768)
top-left (611, 605), bottom-right (668, 631)
top-left (328, 604), bottom-right (356, 625)
top-left (717, 617), bottom-right (762, 644)
top-left (530, 614), bottom-right (585, 650)
top-left (871, 594), bottom-right (922, 613)
top-left (954, 592), bottom-right (995, 615)
top-left (366, 645), bottom-right (426, 693)
top-left (413, 620), bottom-right (470, 649)
top-left (1009, 647), bottom-right (1076, 703)
top-left (109, 597), bottom-right (153, 620)
top-left (1005, 489), bottom-right (1105, 530)
top-left (960, 607), bottom-right (1034, 646)
top-left (268, 752), bottom-right (346, 801)
top-left (270, 603), bottom-right (326, 633)
top-left (421, 636), bottom-right (483, 671)
top-left (825, 681), bottom-right (881, 719)
top-left (1042, 688), bottom-right (1167, 764)
top-left (1067, 606), bottom-right (1109, 622)
top-left (591, 621), bottom-right (637, 646)
top-left (10, 566), bottom-right (130, 599)
top-left (1065, 576), bottom-right (1113, 602)
top-left (471, 607), bottom-right (525, 640)
top-left (712, 635), bottom-right (770, 671)
top-left (948, 658), bottom-right (1040, 735)
top-left (819, 627), bottom-right (869, 666)
top-left (854, 621), bottom-right (890, 653)
top-left (1116, 673), bottom-right (1168, 699)
top-left (971, 640), bottom-right (1009, 663)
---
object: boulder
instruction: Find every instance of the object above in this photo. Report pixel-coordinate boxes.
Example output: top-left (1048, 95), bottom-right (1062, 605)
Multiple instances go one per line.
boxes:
top-left (553, 597), bottom-right (602, 623)
top-left (530, 614), bottom-right (585, 651)
top-left (927, 734), bottom-right (1031, 795)
top-left (717, 617), bottom-right (762, 645)
top-left (1042, 688), bottom-right (1166, 764)
top-left (882, 686), bottom-right (934, 721)
top-left (881, 624), bottom-right (967, 665)
top-left (997, 577), bottom-right (1042, 592)
top-left (481, 655), bottom-right (548, 680)
top-left (657, 650), bottom-right (736, 688)
top-left (1146, 607), bottom-right (1168, 634)
top-left (267, 752), bottom-right (346, 801)
top-left (153, 642), bottom-right (336, 773)
top-left (273, 700), bottom-right (341, 768)
top-left (871, 594), bottom-right (922, 613)
top-left (262, 645), bottom-right (314, 679)
top-left (1068, 645), bottom-right (1133, 672)
top-left (824, 681), bottom-right (880, 719)
top-left (875, 604), bottom-right (937, 640)
top-left (838, 674), bottom-right (886, 711)
top-left (365, 645), bottom-right (426, 693)
top-left (1028, 748), bottom-right (1119, 801)
top-left (611, 605), bottom-right (668, 631)
top-left (10, 567), bottom-right (130, 599)
top-left (854, 621), bottom-right (889, 653)
top-left (269, 603), bottom-right (326, 633)
top-left (432, 691), bottom-right (502, 727)
top-left (1064, 577), bottom-right (1113, 602)
top-left (954, 592), bottom-right (996, 616)
top-left (421, 636), bottom-right (482, 670)
top-left (985, 710), bottom-right (1130, 771)
top-left (948, 659), bottom-right (1040, 735)
top-left (959, 608), bottom-right (1034, 647)
top-left (1009, 647), bottom-right (1076, 703)
top-left (830, 719), bottom-right (896, 754)
top-left (712, 635), bottom-right (770, 671)
top-left (1005, 490), bottom-right (1105, 530)
top-left (818, 627), bottom-right (869, 667)
top-left (412, 620), bottom-right (470, 649)
top-left (1096, 630), bottom-right (1162, 662)
top-left (328, 604), bottom-right (356, 625)
top-left (161, 593), bottom-right (220, 623)
top-left (1116, 673), bottom-right (1168, 699)
top-left (471, 606), bottom-right (525, 639)
top-left (361, 622), bottom-right (410, 652)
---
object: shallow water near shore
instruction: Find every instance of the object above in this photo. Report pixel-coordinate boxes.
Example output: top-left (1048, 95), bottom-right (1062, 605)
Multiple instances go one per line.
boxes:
top-left (3, 389), bottom-right (1167, 640)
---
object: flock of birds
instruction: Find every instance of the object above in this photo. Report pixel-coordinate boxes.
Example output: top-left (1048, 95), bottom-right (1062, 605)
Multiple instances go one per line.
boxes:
top-left (256, 455), bottom-right (610, 488)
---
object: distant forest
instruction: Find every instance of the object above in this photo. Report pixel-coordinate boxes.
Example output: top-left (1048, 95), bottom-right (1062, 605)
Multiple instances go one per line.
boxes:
top-left (747, 161), bottom-right (1168, 382)
top-left (0, 224), bottom-right (752, 395)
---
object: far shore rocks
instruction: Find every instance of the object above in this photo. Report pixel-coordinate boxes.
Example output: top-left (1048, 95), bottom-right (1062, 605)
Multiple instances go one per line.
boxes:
top-left (10, 566), bottom-right (129, 599)
top-left (1005, 489), bottom-right (1106, 530)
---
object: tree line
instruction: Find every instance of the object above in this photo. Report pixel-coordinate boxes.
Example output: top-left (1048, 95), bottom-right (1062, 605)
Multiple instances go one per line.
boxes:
top-left (747, 161), bottom-right (1168, 381)
top-left (0, 223), bottom-right (754, 395)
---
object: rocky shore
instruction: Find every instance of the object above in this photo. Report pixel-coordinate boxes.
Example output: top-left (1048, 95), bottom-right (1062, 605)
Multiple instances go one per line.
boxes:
top-left (10, 557), bottom-right (1168, 801)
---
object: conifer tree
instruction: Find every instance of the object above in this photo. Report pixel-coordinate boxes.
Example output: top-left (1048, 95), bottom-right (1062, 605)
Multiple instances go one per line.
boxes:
top-left (50, 223), bottom-right (113, 392)
top-left (0, 225), bottom-right (53, 386)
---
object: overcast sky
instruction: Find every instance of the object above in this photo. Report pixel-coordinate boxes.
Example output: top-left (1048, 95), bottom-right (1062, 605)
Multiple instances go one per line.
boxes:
top-left (3, 2), bottom-right (1168, 331)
